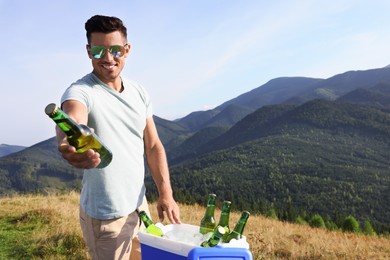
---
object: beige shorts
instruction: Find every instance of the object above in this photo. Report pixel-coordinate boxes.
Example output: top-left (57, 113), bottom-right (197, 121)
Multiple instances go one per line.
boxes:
top-left (79, 197), bottom-right (150, 260)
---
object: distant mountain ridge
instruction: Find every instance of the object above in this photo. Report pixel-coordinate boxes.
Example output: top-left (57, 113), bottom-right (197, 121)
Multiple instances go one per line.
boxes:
top-left (176, 66), bottom-right (390, 132)
top-left (0, 144), bottom-right (26, 157)
top-left (337, 81), bottom-right (390, 108)
top-left (217, 77), bottom-right (322, 110)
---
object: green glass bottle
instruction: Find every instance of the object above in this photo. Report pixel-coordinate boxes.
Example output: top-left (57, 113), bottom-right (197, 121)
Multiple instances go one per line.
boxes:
top-left (199, 193), bottom-right (217, 234)
top-left (200, 225), bottom-right (226, 247)
top-left (138, 211), bottom-right (164, 237)
top-left (224, 211), bottom-right (250, 243)
top-left (45, 103), bottom-right (113, 168)
top-left (217, 200), bottom-right (231, 241)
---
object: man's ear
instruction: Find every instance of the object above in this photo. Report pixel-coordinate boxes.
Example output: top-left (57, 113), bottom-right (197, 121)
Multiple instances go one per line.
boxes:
top-left (124, 44), bottom-right (131, 58)
top-left (86, 45), bottom-right (92, 59)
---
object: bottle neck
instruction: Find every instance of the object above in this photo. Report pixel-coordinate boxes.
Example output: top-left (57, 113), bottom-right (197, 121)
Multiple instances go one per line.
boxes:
top-left (205, 205), bottom-right (215, 217)
top-left (218, 213), bottom-right (230, 226)
top-left (50, 108), bottom-right (82, 137)
top-left (233, 221), bottom-right (245, 234)
top-left (218, 203), bottom-right (231, 226)
top-left (140, 213), bottom-right (154, 228)
top-left (234, 213), bottom-right (249, 234)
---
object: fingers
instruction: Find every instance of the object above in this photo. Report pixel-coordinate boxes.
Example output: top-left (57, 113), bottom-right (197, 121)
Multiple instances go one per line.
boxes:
top-left (165, 205), bottom-right (181, 224)
top-left (172, 209), bottom-right (181, 224)
top-left (157, 200), bottom-right (182, 224)
top-left (58, 142), bottom-right (75, 153)
top-left (69, 150), bottom-right (101, 169)
top-left (157, 205), bottom-right (165, 223)
top-left (58, 143), bottom-right (101, 169)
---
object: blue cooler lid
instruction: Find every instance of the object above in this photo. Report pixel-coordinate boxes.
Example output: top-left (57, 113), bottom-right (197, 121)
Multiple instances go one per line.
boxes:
top-left (188, 246), bottom-right (253, 260)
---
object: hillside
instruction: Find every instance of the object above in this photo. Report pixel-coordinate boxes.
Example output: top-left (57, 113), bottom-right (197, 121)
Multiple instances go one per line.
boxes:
top-left (337, 81), bottom-right (390, 109)
top-left (152, 115), bottom-right (191, 150)
top-left (200, 99), bottom-right (390, 152)
top-left (0, 138), bottom-right (82, 194)
top-left (152, 99), bottom-right (390, 231)
top-left (0, 193), bottom-right (389, 259)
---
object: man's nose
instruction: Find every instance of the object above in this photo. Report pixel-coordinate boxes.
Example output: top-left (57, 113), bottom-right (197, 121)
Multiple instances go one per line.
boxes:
top-left (102, 49), bottom-right (115, 61)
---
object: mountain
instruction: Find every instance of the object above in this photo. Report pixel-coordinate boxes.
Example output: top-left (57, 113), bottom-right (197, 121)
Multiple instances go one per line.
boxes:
top-left (176, 66), bottom-right (390, 132)
top-left (152, 115), bottom-right (190, 150)
top-left (168, 126), bottom-right (230, 163)
top-left (337, 81), bottom-right (390, 108)
top-left (0, 138), bottom-right (82, 194)
top-left (174, 108), bottom-right (221, 132)
top-left (300, 67), bottom-right (390, 101)
top-left (0, 144), bottom-right (26, 157)
top-left (217, 77), bottom-right (323, 110)
top-left (196, 99), bottom-right (390, 154)
top-left (177, 77), bottom-right (323, 131)
top-left (160, 99), bottom-right (390, 230)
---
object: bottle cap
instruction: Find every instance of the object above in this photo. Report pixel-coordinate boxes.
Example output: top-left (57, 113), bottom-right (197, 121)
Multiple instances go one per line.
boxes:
top-left (45, 103), bottom-right (58, 116)
top-left (242, 211), bottom-right (250, 216)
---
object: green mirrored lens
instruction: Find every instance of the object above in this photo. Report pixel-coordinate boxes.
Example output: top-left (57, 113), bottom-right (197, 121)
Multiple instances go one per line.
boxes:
top-left (91, 46), bottom-right (105, 59)
top-left (109, 45), bottom-right (125, 58)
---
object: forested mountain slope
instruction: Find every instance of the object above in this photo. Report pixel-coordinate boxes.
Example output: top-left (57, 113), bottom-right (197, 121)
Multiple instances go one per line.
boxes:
top-left (146, 99), bottom-right (390, 232)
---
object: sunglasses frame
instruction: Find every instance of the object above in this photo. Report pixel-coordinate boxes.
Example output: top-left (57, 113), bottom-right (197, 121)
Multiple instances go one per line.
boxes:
top-left (89, 44), bottom-right (129, 59)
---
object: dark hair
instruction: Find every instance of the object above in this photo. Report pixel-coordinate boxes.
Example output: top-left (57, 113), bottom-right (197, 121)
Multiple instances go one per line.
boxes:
top-left (85, 15), bottom-right (127, 44)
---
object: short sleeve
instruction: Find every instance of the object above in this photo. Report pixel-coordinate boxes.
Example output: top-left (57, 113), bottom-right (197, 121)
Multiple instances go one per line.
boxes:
top-left (61, 84), bottom-right (92, 112)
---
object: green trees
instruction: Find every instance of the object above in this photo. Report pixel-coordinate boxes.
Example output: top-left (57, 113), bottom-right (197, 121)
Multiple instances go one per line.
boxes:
top-left (342, 216), bottom-right (360, 233)
top-left (362, 220), bottom-right (376, 236)
top-left (309, 214), bottom-right (325, 228)
top-left (324, 219), bottom-right (338, 231)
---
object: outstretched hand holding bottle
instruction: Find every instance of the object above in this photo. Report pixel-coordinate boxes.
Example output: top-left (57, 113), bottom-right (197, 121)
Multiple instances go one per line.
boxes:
top-left (46, 101), bottom-right (112, 169)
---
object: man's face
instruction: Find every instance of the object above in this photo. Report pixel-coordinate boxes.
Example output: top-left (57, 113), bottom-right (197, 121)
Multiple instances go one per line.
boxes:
top-left (87, 31), bottom-right (130, 89)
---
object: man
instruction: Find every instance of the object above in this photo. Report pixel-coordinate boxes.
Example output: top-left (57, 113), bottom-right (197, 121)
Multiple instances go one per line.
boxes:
top-left (56, 15), bottom-right (181, 259)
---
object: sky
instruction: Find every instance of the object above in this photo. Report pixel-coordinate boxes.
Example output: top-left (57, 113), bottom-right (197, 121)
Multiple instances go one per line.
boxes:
top-left (1, 0), bottom-right (390, 147)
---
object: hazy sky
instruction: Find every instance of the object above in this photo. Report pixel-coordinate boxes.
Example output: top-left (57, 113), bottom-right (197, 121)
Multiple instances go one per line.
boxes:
top-left (1, 0), bottom-right (390, 147)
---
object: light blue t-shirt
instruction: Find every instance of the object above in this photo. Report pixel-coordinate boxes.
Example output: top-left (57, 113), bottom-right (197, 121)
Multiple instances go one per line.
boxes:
top-left (61, 72), bottom-right (153, 220)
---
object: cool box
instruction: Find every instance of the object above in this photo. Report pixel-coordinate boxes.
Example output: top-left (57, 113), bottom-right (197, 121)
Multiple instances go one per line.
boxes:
top-left (138, 223), bottom-right (252, 260)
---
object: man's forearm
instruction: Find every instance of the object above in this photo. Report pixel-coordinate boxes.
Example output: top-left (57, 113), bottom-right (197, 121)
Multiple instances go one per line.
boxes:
top-left (147, 143), bottom-right (173, 198)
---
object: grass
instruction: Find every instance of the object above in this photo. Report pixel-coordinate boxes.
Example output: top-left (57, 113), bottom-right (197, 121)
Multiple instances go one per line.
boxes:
top-left (0, 192), bottom-right (86, 259)
top-left (0, 192), bottom-right (389, 259)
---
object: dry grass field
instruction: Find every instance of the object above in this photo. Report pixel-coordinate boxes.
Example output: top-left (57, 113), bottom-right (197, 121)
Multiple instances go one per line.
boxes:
top-left (0, 192), bottom-right (389, 259)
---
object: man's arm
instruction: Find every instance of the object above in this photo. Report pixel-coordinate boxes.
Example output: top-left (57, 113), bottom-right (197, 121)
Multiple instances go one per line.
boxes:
top-left (56, 100), bottom-right (101, 169)
top-left (144, 116), bottom-right (181, 224)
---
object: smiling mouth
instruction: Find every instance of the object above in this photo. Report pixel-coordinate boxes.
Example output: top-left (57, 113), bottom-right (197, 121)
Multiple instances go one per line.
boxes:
top-left (101, 64), bottom-right (116, 69)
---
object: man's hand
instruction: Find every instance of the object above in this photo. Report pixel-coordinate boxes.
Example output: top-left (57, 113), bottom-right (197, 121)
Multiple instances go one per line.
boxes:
top-left (55, 100), bottom-right (97, 169)
top-left (156, 195), bottom-right (181, 224)
top-left (58, 142), bottom-right (101, 169)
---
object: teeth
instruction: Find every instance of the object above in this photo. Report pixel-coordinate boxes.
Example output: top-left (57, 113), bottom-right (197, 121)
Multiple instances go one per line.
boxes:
top-left (102, 64), bottom-right (115, 69)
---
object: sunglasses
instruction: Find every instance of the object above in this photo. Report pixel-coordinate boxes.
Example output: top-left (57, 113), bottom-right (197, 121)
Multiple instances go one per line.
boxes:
top-left (89, 44), bottom-right (128, 59)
